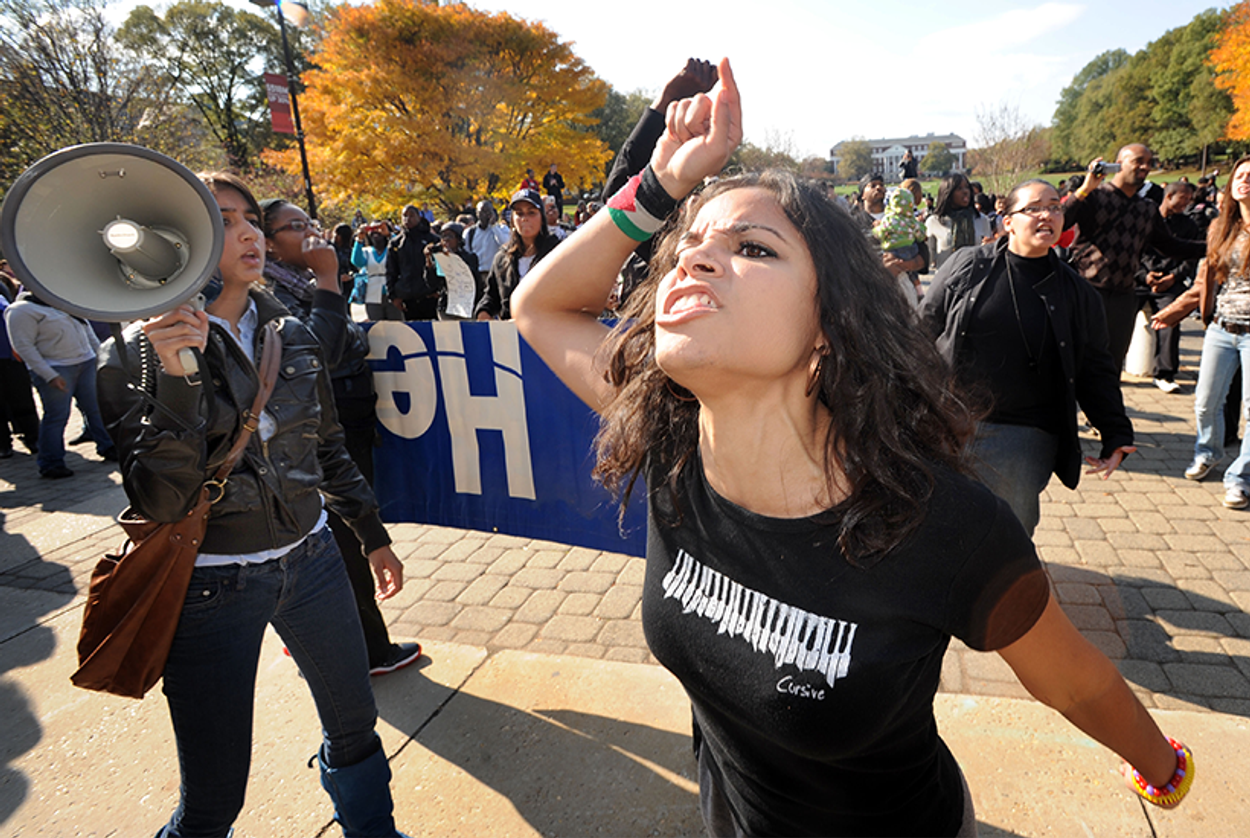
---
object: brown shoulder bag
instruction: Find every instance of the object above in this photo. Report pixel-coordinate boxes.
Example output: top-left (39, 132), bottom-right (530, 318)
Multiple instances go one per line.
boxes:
top-left (72, 323), bottom-right (282, 698)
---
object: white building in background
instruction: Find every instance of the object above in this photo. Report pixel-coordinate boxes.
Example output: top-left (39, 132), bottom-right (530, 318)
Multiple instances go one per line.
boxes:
top-left (830, 133), bottom-right (968, 180)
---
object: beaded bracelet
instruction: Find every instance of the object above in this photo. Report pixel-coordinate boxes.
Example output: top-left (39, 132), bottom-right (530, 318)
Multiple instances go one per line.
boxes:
top-left (606, 165), bottom-right (680, 242)
top-left (1127, 738), bottom-right (1193, 807)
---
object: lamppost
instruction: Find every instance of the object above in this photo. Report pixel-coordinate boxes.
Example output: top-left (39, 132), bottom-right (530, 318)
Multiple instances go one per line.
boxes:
top-left (250, 0), bottom-right (318, 220)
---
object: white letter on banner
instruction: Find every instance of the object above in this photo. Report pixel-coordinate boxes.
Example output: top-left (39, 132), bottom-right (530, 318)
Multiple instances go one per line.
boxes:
top-left (367, 322), bottom-right (437, 439)
top-left (434, 322), bottom-right (536, 499)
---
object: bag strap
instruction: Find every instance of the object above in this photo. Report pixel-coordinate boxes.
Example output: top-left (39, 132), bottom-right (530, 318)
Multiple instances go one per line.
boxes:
top-left (210, 321), bottom-right (283, 485)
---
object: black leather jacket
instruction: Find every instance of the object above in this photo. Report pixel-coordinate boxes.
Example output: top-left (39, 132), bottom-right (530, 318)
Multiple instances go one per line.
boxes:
top-left (388, 228), bottom-right (438, 301)
top-left (475, 235), bottom-right (559, 320)
top-left (919, 239), bottom-right (1133, 489)
top-left (97, 288), bottom-right (389, 555)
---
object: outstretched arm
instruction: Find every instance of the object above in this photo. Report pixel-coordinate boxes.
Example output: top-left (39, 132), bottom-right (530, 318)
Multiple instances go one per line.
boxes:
top-left (998, 595), bottom-right (1181, 799)
top-left (512, 57), bottom-right (742, 412)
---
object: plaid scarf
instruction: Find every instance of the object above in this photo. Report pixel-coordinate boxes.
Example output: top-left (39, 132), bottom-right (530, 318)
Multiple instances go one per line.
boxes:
top-left (263, 259), bottom-right (314, 306)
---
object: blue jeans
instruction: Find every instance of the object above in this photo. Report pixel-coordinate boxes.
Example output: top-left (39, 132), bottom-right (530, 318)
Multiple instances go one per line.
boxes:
top-left (31, 358), bottom-right (113, 471)
top-left (1192, 323), bottom-right (1250, 489)
top-left (161, 526), bottom-right (379, 838)
top-left (969, 422), bottom-right (1059, 536)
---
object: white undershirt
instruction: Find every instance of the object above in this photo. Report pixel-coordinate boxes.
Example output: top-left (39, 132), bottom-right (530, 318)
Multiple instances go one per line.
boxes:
top-left (196, 300), bottom-right (326, 566)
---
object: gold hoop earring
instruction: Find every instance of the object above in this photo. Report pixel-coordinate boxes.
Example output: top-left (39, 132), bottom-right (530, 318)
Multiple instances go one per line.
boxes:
top-left (665, 379), bottom-right (697, 403)
top-left (806, 346), bottom-right (829, 398)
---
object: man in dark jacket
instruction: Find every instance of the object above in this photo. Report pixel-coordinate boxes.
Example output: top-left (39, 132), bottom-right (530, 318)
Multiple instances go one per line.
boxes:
top-left (1137, 180), bottom-right (1202, 393)
top-left (542, 163), bottom-right (565, 215)
top-left (387, 205), bottom-right (439, 320)
top-left (898, 149), bottom-right (918, 181)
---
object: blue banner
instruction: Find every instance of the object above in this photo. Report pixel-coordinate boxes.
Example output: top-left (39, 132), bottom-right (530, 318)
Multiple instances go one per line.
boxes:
top-left (366, 321), bottom-right (647, 557)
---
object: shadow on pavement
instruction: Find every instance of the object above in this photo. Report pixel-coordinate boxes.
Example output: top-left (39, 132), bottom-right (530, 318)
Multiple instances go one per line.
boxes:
top-left (0, 507), bottom-right (72, 826)
top-left (374, 666), bottom-right (700, 837)
top-left (1053, 566), bottom-right (1248, 717)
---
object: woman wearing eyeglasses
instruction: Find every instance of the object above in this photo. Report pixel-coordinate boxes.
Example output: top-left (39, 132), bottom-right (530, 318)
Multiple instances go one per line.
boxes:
top-left (920, 179), bottom-right (1135, 535)
top-left (260, 199), bottom-right (423, 677)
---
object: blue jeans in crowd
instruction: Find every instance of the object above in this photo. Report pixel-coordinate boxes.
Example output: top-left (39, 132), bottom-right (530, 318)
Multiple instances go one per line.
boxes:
top-left (160, 525), bottom-right (380, 837)
top-left (1192, 323), bottom-right (1250, 489)
top-left (30, 358), bottom-right (114, 472)
top-left (968, 422), bottom-right (1060, 536)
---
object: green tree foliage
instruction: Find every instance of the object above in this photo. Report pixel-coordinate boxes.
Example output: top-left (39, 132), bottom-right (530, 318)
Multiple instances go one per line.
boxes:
top-left (921, 142), bottom-right (955, 176)
top-left (835, 138), bottom-right (872, 181)
top-left (1050, 10), bottom-right (1234, 165)
top-left (1051, 50), bottom-right (1128, 165)
top-left (118, 0), bottom-right (295, 171)
top-left (589, 86), bottom-right (652, 175)
top-left (1142, 9), bottom-right (1234, 161)
top-left (0, 0), bottom-right (178, 192)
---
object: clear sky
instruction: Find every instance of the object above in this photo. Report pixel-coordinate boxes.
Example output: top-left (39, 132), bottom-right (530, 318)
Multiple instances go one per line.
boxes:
top-left (466, 0), bottom-right (1231, 158)
top-left (122, 0), bottom-right (1232, 159)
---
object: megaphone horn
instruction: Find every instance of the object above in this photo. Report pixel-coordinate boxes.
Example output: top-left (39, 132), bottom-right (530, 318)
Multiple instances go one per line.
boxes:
top-left (0, 143), bottom-right (224, 375)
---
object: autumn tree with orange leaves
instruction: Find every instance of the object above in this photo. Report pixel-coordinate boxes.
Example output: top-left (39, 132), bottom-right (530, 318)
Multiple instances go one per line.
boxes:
top-left (267, 0), bottom-right (610, 216)
top-left (1211, 1), bottom-right (1250, 141)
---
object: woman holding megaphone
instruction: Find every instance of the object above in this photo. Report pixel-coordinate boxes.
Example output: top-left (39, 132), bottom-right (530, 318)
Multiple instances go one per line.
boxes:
top-left (97, 172), bottom-right (410, 838)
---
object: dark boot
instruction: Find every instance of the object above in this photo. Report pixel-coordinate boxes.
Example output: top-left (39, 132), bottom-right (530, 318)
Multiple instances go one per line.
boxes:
top-left (154, 827), bottom-right (233, 837)
top-left (318, 739), bottom-right (408, 838)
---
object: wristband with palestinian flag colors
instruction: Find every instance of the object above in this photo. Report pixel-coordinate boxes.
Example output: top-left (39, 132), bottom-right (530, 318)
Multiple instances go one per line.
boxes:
top-left (607, 165), bottom-right (679, 242)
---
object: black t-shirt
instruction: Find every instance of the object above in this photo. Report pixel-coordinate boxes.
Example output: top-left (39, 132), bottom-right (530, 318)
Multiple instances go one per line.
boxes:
top-left (643, 459), bottom-right (1048, 837)
top-left (956, 251), bottom-right (1065, 434)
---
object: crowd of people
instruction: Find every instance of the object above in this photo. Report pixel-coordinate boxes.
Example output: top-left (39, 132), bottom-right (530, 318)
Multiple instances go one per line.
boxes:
top-left (0, 54), bottom-right (1233, 837)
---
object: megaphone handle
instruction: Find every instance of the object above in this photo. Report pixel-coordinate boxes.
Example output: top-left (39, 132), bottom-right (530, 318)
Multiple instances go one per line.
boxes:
top-left (178, 347), bottom-right (199, 376)
top-left (177, 293), bottom-right (206, 376)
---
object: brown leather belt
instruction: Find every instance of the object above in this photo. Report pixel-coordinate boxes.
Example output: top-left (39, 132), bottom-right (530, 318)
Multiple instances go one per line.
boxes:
top-left (1218, 320), bottom-right (1250, 335)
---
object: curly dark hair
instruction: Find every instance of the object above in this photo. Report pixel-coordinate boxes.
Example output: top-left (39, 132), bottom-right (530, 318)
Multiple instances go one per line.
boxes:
top-left (593, 170), bottom-right (976, 565)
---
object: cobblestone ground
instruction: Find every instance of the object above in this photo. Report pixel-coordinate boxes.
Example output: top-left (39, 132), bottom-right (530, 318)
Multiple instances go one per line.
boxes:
top-left (2, 322), bottom-right (1248, 719)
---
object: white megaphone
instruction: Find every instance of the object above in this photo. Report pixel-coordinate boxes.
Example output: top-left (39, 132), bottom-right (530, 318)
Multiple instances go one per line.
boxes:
top-left (0, 143), bottom-right (224, 373)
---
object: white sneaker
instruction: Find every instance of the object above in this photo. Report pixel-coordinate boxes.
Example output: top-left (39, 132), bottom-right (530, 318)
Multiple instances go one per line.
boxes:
top-left (1155, 378), bottom-right (1182, 394)
top-left (1224, 486), bottom-right (1249, 509)
top-left (1185, 458), bottom-right (1216, 481)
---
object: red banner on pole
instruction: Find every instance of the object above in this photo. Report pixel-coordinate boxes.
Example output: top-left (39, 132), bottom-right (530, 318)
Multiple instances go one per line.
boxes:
top-left (264, 72), bottom-right (295, 135)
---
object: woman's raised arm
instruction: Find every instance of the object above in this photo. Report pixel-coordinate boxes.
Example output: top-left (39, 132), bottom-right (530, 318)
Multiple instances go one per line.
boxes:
top-left (512, 57), bottom-right (741, 413)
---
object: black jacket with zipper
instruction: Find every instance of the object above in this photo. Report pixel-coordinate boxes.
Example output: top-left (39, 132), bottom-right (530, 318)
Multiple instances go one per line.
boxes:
top-left (97, 287), bottom-right (389, 556)
top-left (919, 238), bottom-right (1133, 489)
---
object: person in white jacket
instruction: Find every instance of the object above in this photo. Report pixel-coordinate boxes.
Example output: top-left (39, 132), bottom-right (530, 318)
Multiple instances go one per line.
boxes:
top-left (3, 292), bottom-right (116, 477)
